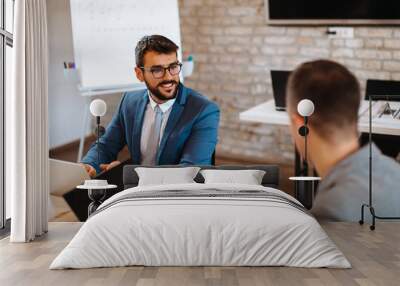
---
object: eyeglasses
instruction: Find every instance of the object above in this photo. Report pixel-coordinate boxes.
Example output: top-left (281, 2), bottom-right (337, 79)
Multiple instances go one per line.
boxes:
top-left (140, 62), bottom-right (182, 79)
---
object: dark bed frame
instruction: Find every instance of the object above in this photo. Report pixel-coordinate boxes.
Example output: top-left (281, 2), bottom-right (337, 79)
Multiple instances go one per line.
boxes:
top-left (64, 163), bottom-right (280, 221)
top-left (123, 165), bottom-right (280, 190)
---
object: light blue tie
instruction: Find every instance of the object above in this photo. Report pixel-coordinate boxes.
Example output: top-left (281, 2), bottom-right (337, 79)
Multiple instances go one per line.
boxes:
top-left (144, 105), bottom-right (163, 165)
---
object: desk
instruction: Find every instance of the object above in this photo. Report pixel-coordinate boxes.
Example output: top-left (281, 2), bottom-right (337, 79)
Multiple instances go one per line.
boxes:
top-left (240, 99), bottom-right (400, 136)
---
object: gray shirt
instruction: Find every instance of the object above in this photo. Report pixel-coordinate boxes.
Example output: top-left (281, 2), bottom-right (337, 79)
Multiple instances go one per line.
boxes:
top-left (311, 143), bottom-right (400, 222)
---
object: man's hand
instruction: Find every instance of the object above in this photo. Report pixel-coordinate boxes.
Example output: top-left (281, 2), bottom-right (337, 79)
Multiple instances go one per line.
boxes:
top-left (82, 164), bottom-right (97, 178)
top-left (100, 160), bottom-right (121, 172)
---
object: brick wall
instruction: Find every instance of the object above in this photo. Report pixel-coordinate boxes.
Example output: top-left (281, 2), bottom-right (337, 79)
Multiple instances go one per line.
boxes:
top-left (178, 0), bottom-right (400, 165)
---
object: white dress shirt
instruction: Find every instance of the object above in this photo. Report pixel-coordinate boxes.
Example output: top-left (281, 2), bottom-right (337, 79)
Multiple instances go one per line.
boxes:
top-left (140, 92), bottom-right (176, 164)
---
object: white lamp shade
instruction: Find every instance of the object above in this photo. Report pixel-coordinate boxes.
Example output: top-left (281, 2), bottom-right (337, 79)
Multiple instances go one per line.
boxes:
top-left (297, 99), bottom-right (314, 117)
top-left (90, 99), bottom-right (107, 117)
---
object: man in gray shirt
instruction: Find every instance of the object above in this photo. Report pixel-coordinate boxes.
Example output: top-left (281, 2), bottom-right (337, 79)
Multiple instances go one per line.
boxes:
top-left (285, 59), bottom-right (400, 222)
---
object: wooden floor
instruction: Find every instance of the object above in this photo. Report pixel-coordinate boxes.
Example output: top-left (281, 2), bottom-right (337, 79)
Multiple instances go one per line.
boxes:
top-left (1, 222), bottom-right (399, 286)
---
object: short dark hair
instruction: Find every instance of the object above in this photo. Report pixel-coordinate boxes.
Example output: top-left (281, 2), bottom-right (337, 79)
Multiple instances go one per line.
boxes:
top-left (287, 59), bottom-right (361, 140)
top-left (135, 35), bottom-right (179, 67)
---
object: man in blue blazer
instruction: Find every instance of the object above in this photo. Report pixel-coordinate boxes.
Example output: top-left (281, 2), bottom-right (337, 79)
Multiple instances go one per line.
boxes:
top-left (81, 35), bottom-right (220, 176)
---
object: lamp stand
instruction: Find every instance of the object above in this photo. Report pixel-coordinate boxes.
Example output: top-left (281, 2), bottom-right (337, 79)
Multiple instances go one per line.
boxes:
top-left (359, 95), bottom-right (400, 231)
top-left (302, 116), bottom-right (309, 176)
top-left (96, 116), bottom-right (100, 169)
top-left (295, 116), bottom-right (315, 210)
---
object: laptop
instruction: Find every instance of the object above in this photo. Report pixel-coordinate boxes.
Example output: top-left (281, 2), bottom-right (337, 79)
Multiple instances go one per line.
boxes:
top-left (271, 70), bottom-right (291, 111)
top-left (49, 159), bottom-right (90, 196)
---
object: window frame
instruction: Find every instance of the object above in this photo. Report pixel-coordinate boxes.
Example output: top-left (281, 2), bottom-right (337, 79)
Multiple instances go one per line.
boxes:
top-left (0, 0), bottom-right (14, 231)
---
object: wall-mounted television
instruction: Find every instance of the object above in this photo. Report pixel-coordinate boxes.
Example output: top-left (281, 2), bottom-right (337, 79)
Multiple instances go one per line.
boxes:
top-left (265, 0), bottom-right (400, 25)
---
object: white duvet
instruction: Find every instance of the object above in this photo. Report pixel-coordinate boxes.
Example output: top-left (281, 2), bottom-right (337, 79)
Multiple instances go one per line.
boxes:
top-left (50, 183), bottom-right (350, 269)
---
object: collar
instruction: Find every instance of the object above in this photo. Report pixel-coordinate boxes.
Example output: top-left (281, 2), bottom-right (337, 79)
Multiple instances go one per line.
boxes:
top-left (318, 143), bottom-right (381, 191)
top-left (148, 91), bottom-right (176, 113)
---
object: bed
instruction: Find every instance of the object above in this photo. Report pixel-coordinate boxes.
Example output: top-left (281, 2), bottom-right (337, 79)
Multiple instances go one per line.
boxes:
top-left (50, 165), bottom-right (350, 269)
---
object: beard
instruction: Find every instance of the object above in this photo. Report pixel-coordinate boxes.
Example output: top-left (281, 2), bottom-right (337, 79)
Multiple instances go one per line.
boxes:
top-left (145, 79), bottom-right (179, 101)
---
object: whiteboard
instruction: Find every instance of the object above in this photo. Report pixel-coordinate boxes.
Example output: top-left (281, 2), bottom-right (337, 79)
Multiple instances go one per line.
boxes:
top-left (69, 0), bottom-right (182, 92)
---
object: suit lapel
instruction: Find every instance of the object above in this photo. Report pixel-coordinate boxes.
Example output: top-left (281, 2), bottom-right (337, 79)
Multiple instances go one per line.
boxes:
top-left (157, 84), bottom-right (187, 163)
top-left (132, 91), bottom-right (149, 163)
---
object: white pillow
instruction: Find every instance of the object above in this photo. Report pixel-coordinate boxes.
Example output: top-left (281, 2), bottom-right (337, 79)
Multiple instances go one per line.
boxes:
top-left (135, 167), bottom-right (201, 186)
top-left (200, 169), bottom-right (266, 185)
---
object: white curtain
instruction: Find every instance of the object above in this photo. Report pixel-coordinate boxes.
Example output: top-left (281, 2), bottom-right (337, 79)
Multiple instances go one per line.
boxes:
top-left (7, 0), bottom-right (49, 242)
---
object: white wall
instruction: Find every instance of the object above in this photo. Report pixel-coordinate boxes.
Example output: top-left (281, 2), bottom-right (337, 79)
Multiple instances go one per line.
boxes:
top-left (47, 0), bottom-right (123, 149)
top-left (47, 0), bottom-right (90, 148)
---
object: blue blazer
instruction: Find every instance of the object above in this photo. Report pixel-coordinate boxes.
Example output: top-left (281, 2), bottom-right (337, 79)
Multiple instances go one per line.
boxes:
top-left (82, 83), bottom-right (220, 173)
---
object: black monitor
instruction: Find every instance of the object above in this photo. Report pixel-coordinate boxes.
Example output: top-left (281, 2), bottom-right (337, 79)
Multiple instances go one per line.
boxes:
top-left (266, 0), bottom-right (400, 25)
top-left (271, 70), bottom-right (291, 111)
top-left (365, 79), bottom-right (400, 101)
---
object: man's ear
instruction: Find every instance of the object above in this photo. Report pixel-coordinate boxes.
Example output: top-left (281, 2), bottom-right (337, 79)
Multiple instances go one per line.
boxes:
top-left (134, 67), bottom-right (144, 82)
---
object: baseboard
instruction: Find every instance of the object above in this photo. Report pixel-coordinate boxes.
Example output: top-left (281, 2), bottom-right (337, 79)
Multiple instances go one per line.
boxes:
top-left (216, 149), bottom-right (293, 166)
